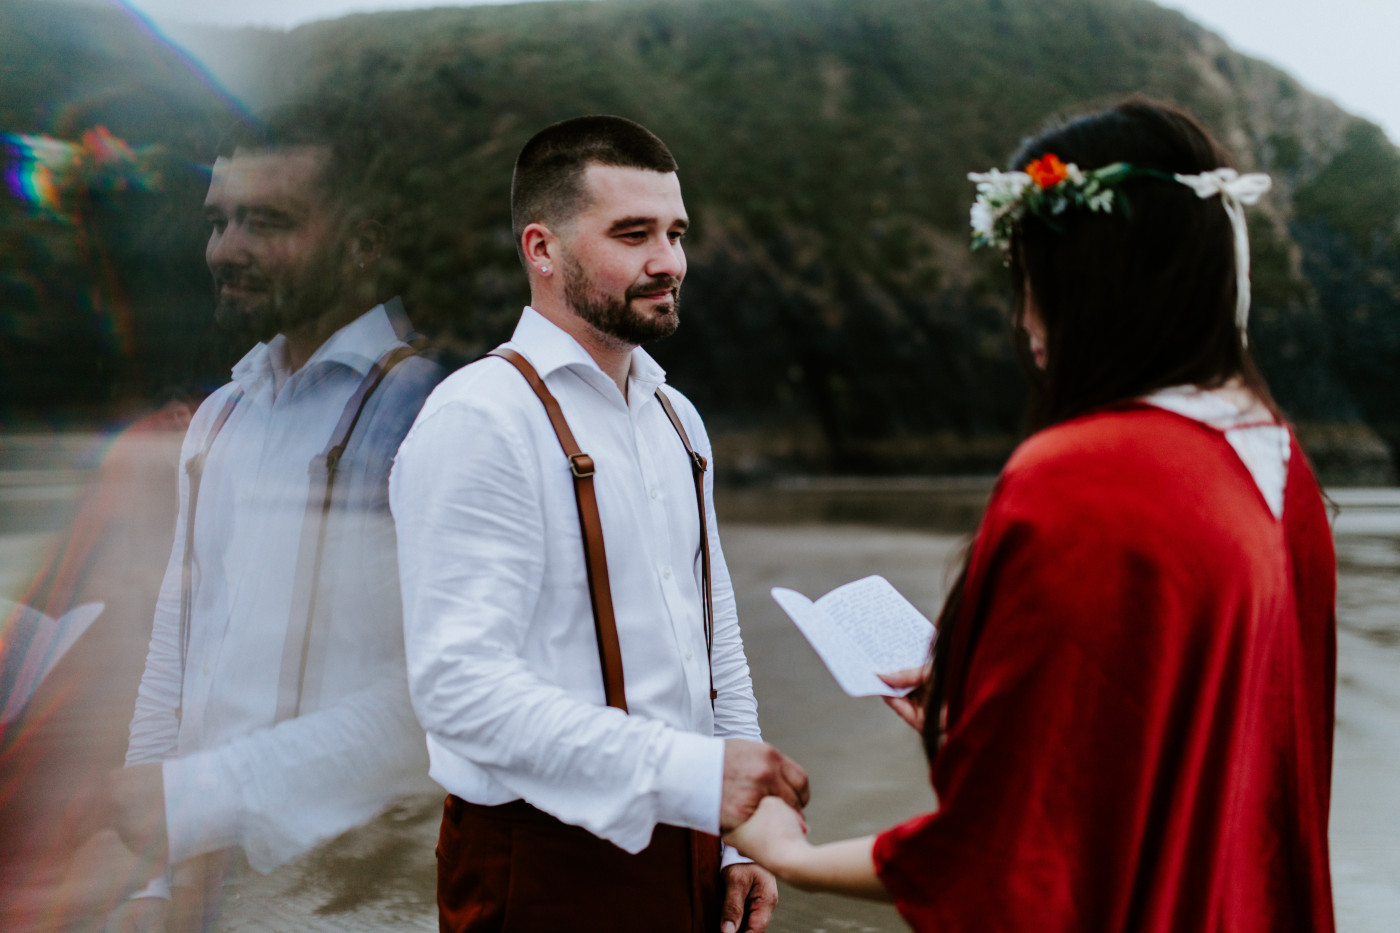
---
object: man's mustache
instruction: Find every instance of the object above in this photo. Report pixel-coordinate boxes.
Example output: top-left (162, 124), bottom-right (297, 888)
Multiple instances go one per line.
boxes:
top-left (212, 271), bottom-right (271, 292)
top-left (626, 277), bottom-right (681, 300)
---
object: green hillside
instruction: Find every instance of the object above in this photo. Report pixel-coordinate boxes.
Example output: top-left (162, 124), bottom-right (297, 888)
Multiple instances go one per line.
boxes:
top-left (4, 0), bottom-right (1398, 476)
top-left (0, 0), bottom-right (244, 408)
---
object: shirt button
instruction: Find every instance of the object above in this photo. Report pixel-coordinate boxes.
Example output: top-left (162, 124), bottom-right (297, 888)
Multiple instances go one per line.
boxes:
top-left (685, 648), bottom-right (694, 661)
top-left (649, 487), bottom-right (660, 500)
top-left (661, 566), bottom-right (672, 580)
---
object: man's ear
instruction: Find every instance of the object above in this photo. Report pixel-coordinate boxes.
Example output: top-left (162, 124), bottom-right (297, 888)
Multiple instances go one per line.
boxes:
top-left (521, 222), bottom-right (557, 277)
top-left (349, 219), bottom-right (387, 269)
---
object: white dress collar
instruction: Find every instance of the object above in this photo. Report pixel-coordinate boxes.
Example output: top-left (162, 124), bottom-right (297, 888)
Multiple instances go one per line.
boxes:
top-left (1141, 383), bottom-right (1290, 519)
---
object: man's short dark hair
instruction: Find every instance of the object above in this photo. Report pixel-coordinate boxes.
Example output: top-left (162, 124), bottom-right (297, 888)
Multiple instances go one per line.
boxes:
top-left (217, 97), bottom-right (382, 220)
top-left (511, 115), bottom-right (677, 259)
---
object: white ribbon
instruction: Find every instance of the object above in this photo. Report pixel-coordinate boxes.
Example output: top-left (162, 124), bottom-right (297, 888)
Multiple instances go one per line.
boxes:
top-left (1174, 169), bottom-right (1272, 343)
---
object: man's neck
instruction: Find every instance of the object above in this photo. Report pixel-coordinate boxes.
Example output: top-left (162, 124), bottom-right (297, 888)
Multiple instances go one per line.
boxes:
top-left (281, 302), bottom-right (367, 374)
top-left (531, 300), bottom-right (634, 400)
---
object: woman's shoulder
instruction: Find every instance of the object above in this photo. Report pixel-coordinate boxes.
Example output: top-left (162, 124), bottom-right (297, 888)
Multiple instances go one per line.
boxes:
top-left (1007, 406), bottom-right (1216, 471)
top-left (991, 406), bottom-right (1253, 530)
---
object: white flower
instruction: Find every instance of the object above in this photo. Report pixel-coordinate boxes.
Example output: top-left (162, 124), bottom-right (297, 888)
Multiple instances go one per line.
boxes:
top-left (970, 200), bottom-right (995, 239)
top-left (1086, 190), bottom-right (1114, 212)
top-left (968, 169), bottom-right (1032, 201)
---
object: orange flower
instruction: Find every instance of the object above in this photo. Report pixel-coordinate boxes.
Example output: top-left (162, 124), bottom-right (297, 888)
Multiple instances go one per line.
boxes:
top-left (1025, 153), bottom-right (1069, 188)
top-left (81, 126), bottom-right (134, 164)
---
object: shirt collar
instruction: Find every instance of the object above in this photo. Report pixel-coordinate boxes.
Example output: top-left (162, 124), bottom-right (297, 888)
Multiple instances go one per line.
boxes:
top-left (509, 306), bottom-right (668, 395)
top-left (230, 302), bottom-right (407, 396)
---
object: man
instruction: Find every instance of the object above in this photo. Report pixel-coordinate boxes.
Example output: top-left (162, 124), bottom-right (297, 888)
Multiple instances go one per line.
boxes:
top-left (390, 115), bottom-right (808, 933)
top-left (101, 109), bottom-right (444, 931)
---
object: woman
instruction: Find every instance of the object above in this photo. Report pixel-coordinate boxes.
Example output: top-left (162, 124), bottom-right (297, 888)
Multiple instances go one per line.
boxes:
top-left (727, 100), bottom-right (1337, 932)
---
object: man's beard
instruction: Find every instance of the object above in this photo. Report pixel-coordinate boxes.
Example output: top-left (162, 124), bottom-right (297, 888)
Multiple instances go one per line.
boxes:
top-left (213, 285), bottom-right (286, 344)
top-left (211, 261), bottom-right (340, 345)
top-left (562, 253), bottom-right (680, 347)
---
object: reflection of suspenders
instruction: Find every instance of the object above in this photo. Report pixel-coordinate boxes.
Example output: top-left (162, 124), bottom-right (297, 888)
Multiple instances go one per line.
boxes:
top-left (176, 345), bottom-right (416, 724)
top-left (487, 347), bottom-right (716, 713)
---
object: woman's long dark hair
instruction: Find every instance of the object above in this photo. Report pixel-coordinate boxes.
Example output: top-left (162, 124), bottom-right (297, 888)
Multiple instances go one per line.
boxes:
top-left (919, 99), bottom-right (1279, 762)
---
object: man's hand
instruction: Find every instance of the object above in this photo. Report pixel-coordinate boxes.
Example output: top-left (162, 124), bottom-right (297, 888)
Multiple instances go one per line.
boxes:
top-left (103, 897), bottom-right (170, 933)
top-left (719, 863), bottom-right (779, 933)
top-left (106, 763), bottom-right (170, 883)
top-left (878, 665), bottom-right (930, 732)
top-left (720, 740), bottom-right (810, 832)
top-left (0, 830), bottom-right (150, 933)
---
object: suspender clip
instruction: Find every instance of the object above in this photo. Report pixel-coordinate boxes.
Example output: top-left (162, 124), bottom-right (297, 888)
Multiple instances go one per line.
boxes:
top-left (325, 445), bottom-right (346, 473)
top-left (570, 453), bottom-right (596, 478)
top-left (690, 451), bottom-right (708, 473)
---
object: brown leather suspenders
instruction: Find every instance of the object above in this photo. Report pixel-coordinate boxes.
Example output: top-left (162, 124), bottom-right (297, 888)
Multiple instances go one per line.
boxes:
top-left (176, 345), bottom-right (416, 724)
top-left (488, 348), bottom-right (628, 711)
top-left (276, 345), bottom-right (417, 722)
top-left (653, 392), bottom-right (718, 707)
top-left (488, 347), bottom-right (716, 713)
top-left (177, 390), bottom-right (243, 721)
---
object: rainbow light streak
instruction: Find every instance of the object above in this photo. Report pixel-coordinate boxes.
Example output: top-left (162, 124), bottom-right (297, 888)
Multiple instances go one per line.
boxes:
top-left (2, 127), bottom-right (162, 220)
top-left (3, 134), bottom-right (76, 217)
top-left (115, 1), bottom-right (253, 119)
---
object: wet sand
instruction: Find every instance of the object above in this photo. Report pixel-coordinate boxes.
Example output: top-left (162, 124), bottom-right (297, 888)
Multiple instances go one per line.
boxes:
top-left (2, 436), bottom-right (1397, 931)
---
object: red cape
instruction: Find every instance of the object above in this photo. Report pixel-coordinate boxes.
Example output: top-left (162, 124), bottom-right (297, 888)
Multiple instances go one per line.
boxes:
top-left (874, 407), bottom-right (1336, 932)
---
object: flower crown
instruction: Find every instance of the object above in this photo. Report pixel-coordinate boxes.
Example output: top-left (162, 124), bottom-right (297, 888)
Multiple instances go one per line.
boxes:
top-left (968, 153), bottom-right (1272, 338)
top-left (969, 155), bottom-right (1125, 252)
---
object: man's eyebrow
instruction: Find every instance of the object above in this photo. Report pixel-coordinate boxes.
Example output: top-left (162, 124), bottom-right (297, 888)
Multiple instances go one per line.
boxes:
top-left (605, 215), bottom-right (689, 234)
top-left (203, 203), bottom-right (303, 223)
top-left (246, 203), bottom-right (302, 221)
top-left (606, 215), bottom-right (657, 234)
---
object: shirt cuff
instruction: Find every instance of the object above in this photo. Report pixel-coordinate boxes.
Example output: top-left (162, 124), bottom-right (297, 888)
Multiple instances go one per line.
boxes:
top-left (720, 844), bottom-right (753, 869)
top-left (128, 874), bottom-right (172, 901)
top-left (161, 750), bottom-right (241, 864)
top-left (654, 731), bottom-right (724, 835)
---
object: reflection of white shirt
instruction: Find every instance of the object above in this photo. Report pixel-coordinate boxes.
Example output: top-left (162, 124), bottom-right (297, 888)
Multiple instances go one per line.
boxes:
top-left (391, 307), bottom-right (761, 854)
top-left (127, 304), bottom-right (430, 874)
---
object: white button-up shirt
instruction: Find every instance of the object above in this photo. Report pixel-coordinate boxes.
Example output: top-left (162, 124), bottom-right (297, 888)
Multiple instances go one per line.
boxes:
top-left (390, 307), bottom-right (761, 854)
top-left (127, 305), bottom-right (431, 873)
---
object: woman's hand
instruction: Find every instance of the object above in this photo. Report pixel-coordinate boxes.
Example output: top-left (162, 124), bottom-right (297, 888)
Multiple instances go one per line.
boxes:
top-left (725, 798), bottom-right (889, 900)
top-left (723, 796), bottom-right (810, 873)
top-left (879, 664), bottom-right (930, 732)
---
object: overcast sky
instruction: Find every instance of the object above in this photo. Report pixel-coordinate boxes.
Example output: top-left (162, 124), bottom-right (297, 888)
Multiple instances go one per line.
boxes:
top-left (122, 0), bottom-right (1400, 143)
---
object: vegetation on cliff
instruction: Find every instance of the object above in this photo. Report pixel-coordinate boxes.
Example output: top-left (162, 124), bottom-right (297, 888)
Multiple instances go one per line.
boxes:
top-left (4, 0), bottom-right (1397, 476)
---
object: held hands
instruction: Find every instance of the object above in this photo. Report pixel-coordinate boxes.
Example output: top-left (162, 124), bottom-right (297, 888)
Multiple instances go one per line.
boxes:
top-left (722, 796), bottom-right (810, 875)
top-left (105, 762), bottom-right (171, 882)
top-left (102, 897), bottom-right (171, 933)
top-left (0, 831), bottom-right (150, 933)
top-left (719, 740), bottom-right (810, 831)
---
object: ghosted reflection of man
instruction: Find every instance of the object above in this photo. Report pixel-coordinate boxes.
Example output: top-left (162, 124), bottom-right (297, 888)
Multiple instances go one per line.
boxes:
top-left (391, 115), bottom-right (807, 933)
top-left (99, 110), bottom-right (444, 932)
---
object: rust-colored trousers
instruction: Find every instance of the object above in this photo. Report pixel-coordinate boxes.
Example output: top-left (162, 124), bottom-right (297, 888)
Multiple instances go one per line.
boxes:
top-left (437, 796), bottom-right (721, 933)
